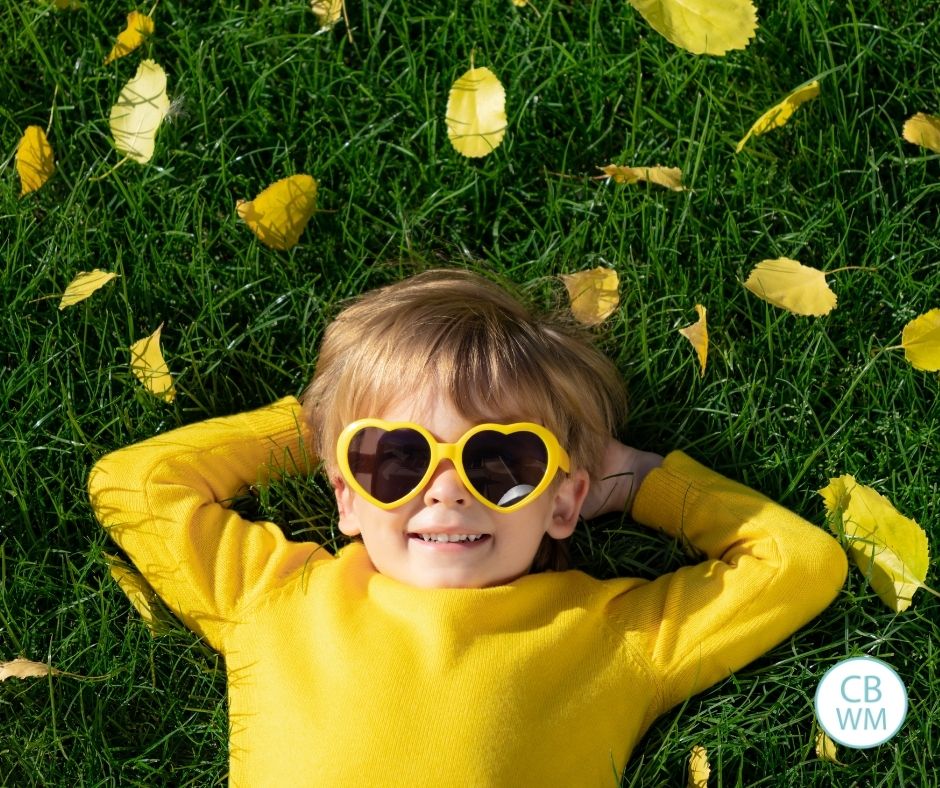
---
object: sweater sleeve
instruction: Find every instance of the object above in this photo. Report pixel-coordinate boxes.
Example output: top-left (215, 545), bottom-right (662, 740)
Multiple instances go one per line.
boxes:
top-left (87, 396), bottom-right (332, 650)
top-left (615, 451), bottom-right (847, 716)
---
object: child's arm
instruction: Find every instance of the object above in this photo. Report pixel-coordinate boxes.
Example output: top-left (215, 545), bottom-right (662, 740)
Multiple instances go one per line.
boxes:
top-left (593, 441), bottom-right (848, 716)
top-left (87, 397), bottom-right (329, 650)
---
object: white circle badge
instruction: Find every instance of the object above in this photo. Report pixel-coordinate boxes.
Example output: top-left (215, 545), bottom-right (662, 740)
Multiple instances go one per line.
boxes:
top-left (815, 656), bottom-right (908, 748)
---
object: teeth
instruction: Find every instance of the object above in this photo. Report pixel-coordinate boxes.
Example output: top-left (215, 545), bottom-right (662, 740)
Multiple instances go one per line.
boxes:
top-left (418, 533), bottom-right (485, 543)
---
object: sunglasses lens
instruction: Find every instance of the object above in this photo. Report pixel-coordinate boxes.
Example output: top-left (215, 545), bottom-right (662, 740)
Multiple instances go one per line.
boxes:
top-left (347, 427), bottom-right (431, 504)
top-left (463, 431), bottom-right (549, 508)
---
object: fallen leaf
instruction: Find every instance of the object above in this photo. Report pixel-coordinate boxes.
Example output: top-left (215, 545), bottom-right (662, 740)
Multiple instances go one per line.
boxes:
top-left (736, 81), bottom-right (820, 153)
top-left (16, 125), bottom-right (55, 196)
top-left (0, 658), bottom-right (59, 682)
top-left (901, 309), bottom-right (940, 371)
top-left (599, 164), bottom-right (685, 191)
top-left (679, 304), bottom-right (708, 376)
top-left (446, 66), bottom-right (507, 158)
top-left (106, 554), bottom-right (168, 635)
top-left (815, 730), bottom-right (841, 764)
top-left (511, 0), bottom-right (528, 5)
top-left (743, 258), bottom-right (837, 316)
top-left (104, 10), bottom-right (154, 64)
top-left (560, 268), bottom-right (619, 325)
top-left (627, 0), bottom-right (756, 55)
top-left (110, 59), bottom-right (170, 164)
top-left (902, 113), bottom-right (940, 153)
top-left (59, 270), bottom-right (119, 310)
top-left (130, 324), bottom-right (176, 402)
top-left (310, 0), bottom-right (343, 27)
top-left (820, 475), bottom-right (934, 612)
top-left (687, 745), bottom-right (710, 787)
top-left (236, 174), bottom-right (318, 250)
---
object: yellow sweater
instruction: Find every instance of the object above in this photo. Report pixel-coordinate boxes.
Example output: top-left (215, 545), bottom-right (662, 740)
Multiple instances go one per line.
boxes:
top-left (88, 398), bottom-right (847, 787)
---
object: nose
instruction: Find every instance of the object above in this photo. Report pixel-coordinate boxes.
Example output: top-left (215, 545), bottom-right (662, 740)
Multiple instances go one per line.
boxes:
top-left (423, 459), bottom-right (470, 507)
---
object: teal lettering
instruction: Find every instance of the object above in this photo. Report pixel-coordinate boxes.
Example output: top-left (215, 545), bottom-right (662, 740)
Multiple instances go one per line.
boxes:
top-left (840, 675), bottom-right (861, 702)
top-left (865, 707), bottom-right (887, 729)
top-left (836, 706), bottom-right (862, 730)
top-left (864, 675), bottom-right (882, 703)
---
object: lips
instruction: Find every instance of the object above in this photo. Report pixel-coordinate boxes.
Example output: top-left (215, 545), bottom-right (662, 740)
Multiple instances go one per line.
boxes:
top-left (411, 533), bottom-right (488, 543)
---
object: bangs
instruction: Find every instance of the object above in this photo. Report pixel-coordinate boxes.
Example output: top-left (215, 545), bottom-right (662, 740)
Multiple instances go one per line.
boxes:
top-left (333, 313), bottom-right (567, 436)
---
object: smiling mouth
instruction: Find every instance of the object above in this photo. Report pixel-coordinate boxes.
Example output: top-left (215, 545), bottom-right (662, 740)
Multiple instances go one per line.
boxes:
top-left (409, 533), bottom-right (490, 544)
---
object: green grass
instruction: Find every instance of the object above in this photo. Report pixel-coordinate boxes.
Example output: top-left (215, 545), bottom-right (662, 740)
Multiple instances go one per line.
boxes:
top-left (2, 0), bottom-right (938, 784)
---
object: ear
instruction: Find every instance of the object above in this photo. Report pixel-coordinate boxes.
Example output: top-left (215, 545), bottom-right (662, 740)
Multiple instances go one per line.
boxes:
top-left (332, 475), bottom-right (362, 537)
top-left (546, 469), bottom-right (590, 539)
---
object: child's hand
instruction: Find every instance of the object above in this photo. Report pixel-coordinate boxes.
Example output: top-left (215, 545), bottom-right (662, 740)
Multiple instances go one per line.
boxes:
top-left (579, 439), bottom-right (664, 520)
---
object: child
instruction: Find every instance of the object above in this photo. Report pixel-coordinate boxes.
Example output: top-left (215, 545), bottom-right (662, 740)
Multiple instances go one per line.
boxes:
top-left (88, 268), bottom-right (847, 786)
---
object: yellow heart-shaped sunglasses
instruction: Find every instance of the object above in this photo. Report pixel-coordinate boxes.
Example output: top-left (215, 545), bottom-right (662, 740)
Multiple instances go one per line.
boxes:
top-left (336, 419), bottom-right (571, 512)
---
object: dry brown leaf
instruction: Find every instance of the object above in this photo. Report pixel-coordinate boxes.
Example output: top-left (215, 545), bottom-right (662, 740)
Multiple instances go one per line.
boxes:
top-left (736, 81), bottom-right (820, 153)
top-left (599, 164), bottom-right (685, 191)
top-left (560, 268), bottom-right (619, 325)
top-left (678, 304), bottom-right (708, 376)
top-left (820, 475), bottom-right (935, 612)
top-left (901, 113), bottom-right (940, 153)
top-left (0, 658), bottom-right (59, 682)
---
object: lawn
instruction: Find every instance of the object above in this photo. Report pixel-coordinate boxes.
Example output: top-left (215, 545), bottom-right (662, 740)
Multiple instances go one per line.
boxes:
top-left (1, 0), bottom-right (938, 785)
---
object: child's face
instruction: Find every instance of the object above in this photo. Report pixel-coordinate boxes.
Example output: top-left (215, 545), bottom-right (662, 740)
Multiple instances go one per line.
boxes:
top-left (331, 392), bottom-right (590, 589)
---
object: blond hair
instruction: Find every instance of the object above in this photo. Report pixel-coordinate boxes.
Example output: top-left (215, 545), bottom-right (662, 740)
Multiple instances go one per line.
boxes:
top-left (301, 268), bottom-right (627, 569)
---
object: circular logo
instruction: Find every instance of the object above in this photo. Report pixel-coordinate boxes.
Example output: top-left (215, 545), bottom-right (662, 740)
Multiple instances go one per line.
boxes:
top-left (815, 657), bottom-right (908, 748)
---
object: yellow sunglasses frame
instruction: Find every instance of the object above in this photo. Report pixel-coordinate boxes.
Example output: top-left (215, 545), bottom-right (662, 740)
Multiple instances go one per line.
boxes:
top-left (336, 418), bottom-right (571, 513)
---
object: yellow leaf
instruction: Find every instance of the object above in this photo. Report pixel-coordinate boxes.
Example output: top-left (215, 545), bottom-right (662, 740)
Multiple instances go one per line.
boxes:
top-left (736, 81), bottom-right (820, 153)
top-left (59, 270), bottom-right (119, 310)
top-left (236, 175), bottom-right (318, 250)
top-left (560, 268), bottom-right (619, 326)
top-left (105, 554), bottom-right (168, 635)
top-left (627, 0), bottom-right (756, 55)
top-left (104, 11), bottom-right (154, 64)
top-left (599, 164), bottom-right (685, 191)
top-left (511, 0), bottom-right (528, 5)
top-left (901, 309), bottom-right (940, 371)
top-left (446, 66), bottom-right (507, 158)
top-left (109, 59), bottom-right (170, 164)
top-left (16, 125), bottom-right (55, 196)
top-left (743, 258), bottom-right (837, 316)
top-left (819, 475), bottom-right (934, 612)
top-left (0, 658), bottom-right (59, 682)
top-left (902, 113), bottom-right (940, 153)
top-left (678, 304), bottom-right (708, 376)
top-left (815, 731), bottom-right (842, 764)
top-left (310, 0), bottom-right (343, 27)
top-left (687, 745), bottom-right (711, 787)
top-left (130, 324), bottom-right (176, 402)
